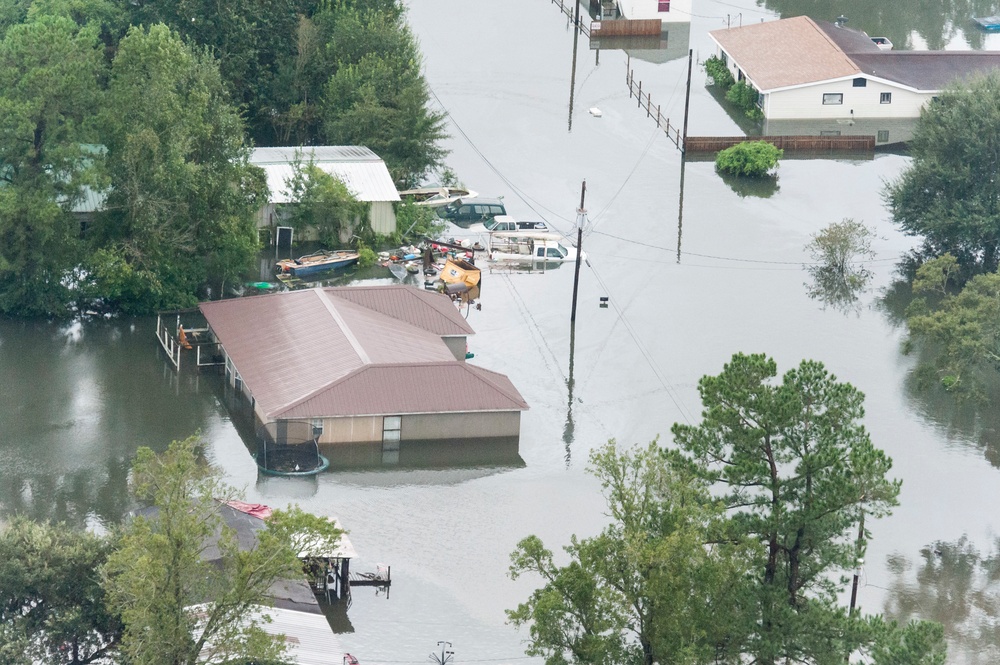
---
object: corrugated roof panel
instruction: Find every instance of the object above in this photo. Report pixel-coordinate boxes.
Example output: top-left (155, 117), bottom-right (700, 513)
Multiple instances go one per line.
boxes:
top-left (277, 362), bottom-right (529, 419)
top-left (330, 285), bottom-right (475, 336)
top-left (335, 299), bottom-right (457, 365)
top-left (250, 146), bottom-right (400, 202)
top-left (200, 290), bottom-right (366, 419)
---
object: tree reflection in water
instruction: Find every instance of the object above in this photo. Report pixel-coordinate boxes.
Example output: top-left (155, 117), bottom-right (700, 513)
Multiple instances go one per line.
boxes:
top-left (805, 262), bottom-right (872, 314)
top-left (884, 536), bottom-right (1000, 664)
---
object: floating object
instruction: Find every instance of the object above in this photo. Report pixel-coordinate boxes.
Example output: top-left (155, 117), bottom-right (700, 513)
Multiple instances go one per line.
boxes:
top-left (440, 257), bottom-right (481, 288)
top-left (599, 296), bottom-right (609, 309)
top-left (388, 263), bottom-right (406, 280)
top-left (974, 15), bottom-right (1000, 31)
top-left (589, 107), bottom-right (603, 117)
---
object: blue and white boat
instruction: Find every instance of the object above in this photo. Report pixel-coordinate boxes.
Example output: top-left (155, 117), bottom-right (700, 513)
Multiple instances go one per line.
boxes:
top-left (276, 249), bottom-right (359, 277)
top-left (974, 16), bottom-right (1000, 31)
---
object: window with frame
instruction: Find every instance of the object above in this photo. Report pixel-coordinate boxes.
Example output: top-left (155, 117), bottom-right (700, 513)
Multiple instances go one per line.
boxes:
top-left (820, 130), bottom-right (842, 136)
top-left (658, 0), bottom-right (670, 11)
top-left (880, 92), bottom-right (892, 104)
top-left (383, 416), bottom-right (401, 442)
top-left (877, 130), bottom-right (890, 143)
top-left (311, 418), bottom-right (324, 436)
top-left (822, 93), bottom-right (843, 105)
top-left (853, 78), bottom-right (867, 87)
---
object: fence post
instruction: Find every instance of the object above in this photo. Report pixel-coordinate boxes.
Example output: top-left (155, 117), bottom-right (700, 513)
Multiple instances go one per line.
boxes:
top-left (637, 80), bottom-right (642, 107)
top-left (646, 92), bottom-right (651, 117)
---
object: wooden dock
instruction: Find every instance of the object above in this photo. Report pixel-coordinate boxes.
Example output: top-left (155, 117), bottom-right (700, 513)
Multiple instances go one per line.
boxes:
top-left (684, 135), bottom-right (876, 153)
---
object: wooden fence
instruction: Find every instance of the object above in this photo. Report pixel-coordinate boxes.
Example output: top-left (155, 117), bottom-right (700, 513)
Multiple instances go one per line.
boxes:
top-left (591, 18), bottom-right (661, 36)
top-left (550, 0), bottom-right (590, 36)
top-left (626, 68), bottom-right (683, 149)
top-left (685, 135), bottom-right (876, 153)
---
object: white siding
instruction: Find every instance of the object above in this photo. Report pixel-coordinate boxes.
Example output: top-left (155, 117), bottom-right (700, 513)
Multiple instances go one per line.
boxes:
top-left (370, 201), bottom-right (396, 235)
top-left (765, 79), bottom-right (929, 119)
top-left (618, 0), bottom-right (691, 22)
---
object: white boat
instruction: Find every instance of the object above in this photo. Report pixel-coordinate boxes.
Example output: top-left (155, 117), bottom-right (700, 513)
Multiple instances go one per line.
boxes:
top-left (488, 232), bottom-right (584, 263)
top-left (398, 186), bottom-right (479, 207)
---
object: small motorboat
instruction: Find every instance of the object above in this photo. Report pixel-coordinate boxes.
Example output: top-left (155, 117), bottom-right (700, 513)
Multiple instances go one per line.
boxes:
top-left (399, 186), bottom-right (479, 207)
top-left (276, 250), bottom-right (359, 277)
top-left (974, 15), bottom-right (1000, 31)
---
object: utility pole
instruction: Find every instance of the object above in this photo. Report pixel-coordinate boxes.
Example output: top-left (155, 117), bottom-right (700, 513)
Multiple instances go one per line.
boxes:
top-left (681, 49), bottom-right (693, 154)
top-left (570, 180), bottom-right (586, 322)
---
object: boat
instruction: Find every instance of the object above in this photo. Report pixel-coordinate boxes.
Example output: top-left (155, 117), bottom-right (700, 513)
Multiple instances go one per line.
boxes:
top-left (974, 15), bottom-right (1000, 31)
top-left (276, 250), bottom-right (359, 277)
top-left (398, 186), bottom-right (479, 207)
top-left (488, 232), bottom-right (585, 263)
top-left (440, 257), bottom-right (481, 288)
top-left (388, 263), bottom-right (407, 280)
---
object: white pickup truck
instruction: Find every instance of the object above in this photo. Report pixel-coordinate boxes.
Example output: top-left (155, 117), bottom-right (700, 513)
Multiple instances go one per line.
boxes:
top-left (480, 215), bottom-right (549, 233)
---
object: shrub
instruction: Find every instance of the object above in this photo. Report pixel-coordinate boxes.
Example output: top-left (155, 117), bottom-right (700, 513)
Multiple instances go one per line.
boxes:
top-left (726, 80), bottom-right (762, 119)
top-left (715, 141), bottom-right (783, 178)
top-left (704, 56), bottom-right (735, 89)
top-left (357, 244), bottom-right (378, 268)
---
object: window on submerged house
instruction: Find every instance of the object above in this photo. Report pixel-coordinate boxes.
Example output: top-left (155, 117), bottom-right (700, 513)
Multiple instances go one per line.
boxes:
top-left (881, 92), bottom-right (892, 104)
top-left (311, 418), bottom-right (323, 436)
top-left (383, 416), bottom-right (401, 442)
top-left (853, 78), bottom-right (867, 87)
top-left (877, 130), bottom-right (889, 143)
top-left (823, 93), bottom-right (843, 105)
top-left (658, 0), bottom-right (670, 10)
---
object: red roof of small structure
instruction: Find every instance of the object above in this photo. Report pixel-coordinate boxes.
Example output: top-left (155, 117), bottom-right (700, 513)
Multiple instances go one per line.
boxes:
top-left (199, 286), bottom-right (525, 421)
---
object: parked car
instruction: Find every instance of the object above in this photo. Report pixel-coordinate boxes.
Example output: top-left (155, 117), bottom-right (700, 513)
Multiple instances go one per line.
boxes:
top-left (437, 197), bottom-right (507, 226)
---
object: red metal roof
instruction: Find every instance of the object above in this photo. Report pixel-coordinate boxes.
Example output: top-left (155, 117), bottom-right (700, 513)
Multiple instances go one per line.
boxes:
top-left (276, 362), bottom-right (529, 418)
top-left (199, 286), bottom-right (524, 421)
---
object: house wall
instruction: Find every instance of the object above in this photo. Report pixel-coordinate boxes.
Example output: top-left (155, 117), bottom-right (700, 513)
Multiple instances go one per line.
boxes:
top-left (307, 411), bottom-right (521, 444)
top-left (370, 201), bottom-right (397, 235)
top-left (618, 0), bottom-right (691, 22)
top-left (763, 79), bottom-right (930, 120)
top-left (442, 336), bottom-right (467, 361)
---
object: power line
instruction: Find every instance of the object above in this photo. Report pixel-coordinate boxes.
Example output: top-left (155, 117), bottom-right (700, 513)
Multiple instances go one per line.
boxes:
top-left (590, 230), bottom-right (903, 266)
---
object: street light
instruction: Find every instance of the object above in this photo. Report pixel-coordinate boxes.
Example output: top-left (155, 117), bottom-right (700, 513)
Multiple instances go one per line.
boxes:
top-left (429, 641), bottom-right (454, 665)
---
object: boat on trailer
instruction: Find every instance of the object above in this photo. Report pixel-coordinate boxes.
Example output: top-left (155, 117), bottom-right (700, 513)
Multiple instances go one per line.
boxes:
top-left (276, 249), bottom-right (359, 277)
top-left (488, 232), bottom-right (584, 263)
top-left (398, 186), bottom-right (479, 207)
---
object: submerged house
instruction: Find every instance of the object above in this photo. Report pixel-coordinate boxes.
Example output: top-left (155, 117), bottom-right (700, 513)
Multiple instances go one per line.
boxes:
top-left (199, 285), bottom-right (528, 446)
top-left (250, 146), bottom-right (400, 242)
top-left (709, 16), bottom-right (1000, 124)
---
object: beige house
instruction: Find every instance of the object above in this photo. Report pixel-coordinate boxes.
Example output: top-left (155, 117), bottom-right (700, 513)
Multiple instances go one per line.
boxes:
top-left (250, 146), bottom-right (400, 241)
top-left (710, 16), bottom-right (1000, 130)
top-left (199, 285), bottom-right (528, 445)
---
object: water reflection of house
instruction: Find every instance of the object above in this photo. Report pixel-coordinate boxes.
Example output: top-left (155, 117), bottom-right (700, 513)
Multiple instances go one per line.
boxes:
top-left (199, 285), bottom-right (528, 451)
top-left (589, 0), bottom-right (690, 63)
top-left (710, 16), bottom-right (1000, 128)
top-left (249, 146), bottom-right (400, 244)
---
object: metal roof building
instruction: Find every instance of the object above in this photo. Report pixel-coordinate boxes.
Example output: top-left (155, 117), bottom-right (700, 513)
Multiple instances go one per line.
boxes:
top-left (200, 286), bottom-right (527, 446)
top-left (250, 146), bottom-right (400, 238)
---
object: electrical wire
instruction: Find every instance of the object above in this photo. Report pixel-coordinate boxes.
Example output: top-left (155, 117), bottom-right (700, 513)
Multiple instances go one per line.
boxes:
top-left (590, 230), bottom-right (904, 266)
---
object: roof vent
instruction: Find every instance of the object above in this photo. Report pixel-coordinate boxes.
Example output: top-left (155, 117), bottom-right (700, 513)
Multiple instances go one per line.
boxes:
top-left (834, 15), bottom-right (848, 27)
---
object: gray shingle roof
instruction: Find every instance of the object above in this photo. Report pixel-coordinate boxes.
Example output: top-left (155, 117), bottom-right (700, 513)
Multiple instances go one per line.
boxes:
top-left (199, 286), bottom-right (525, 421)
top-left (851, 52), bottom-right (1000, 91)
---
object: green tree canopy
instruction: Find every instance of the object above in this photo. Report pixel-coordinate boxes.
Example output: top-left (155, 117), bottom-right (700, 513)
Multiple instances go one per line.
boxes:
top-left (0, 15), bottom-right (102, 316)
top-left (102, 435), bottom-right (337, 665)
top-left (508, 441), bottom-right (752, 665)
top-left (671, 353), bottom-right (902, 664)
top-left (282, 159), bottom-right (369, 247)
top-left (0, 517), bottom-right (120, 665)
top-left (87, 23), bottom-right (265, 313)
top-left (886, 71), bottom-right (1000, 275)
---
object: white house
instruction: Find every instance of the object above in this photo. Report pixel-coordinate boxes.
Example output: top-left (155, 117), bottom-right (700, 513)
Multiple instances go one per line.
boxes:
top-left (614, 0), bottom-right (691, 22)
top-left (250, 145), bottom-right (400, 241)
top-left (709, 16), bottom-right (1000, 122)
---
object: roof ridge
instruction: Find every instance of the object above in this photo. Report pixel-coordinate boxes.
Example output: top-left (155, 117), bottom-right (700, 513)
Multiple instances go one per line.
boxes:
top-left (807, 15), bottom-right (862, 74)
top-left (463, 363), bottom-right (530, 409)
top-left (314, 288), bottom-right (370, 364)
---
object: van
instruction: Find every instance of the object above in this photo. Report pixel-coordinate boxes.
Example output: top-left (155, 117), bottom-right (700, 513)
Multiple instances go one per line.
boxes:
top-left (437, 198), bottom-right (507, 226)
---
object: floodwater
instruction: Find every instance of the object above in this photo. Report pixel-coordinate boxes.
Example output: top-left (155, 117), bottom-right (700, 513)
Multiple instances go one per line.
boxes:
top-left (4, 0), bottom-right (1000, 662)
